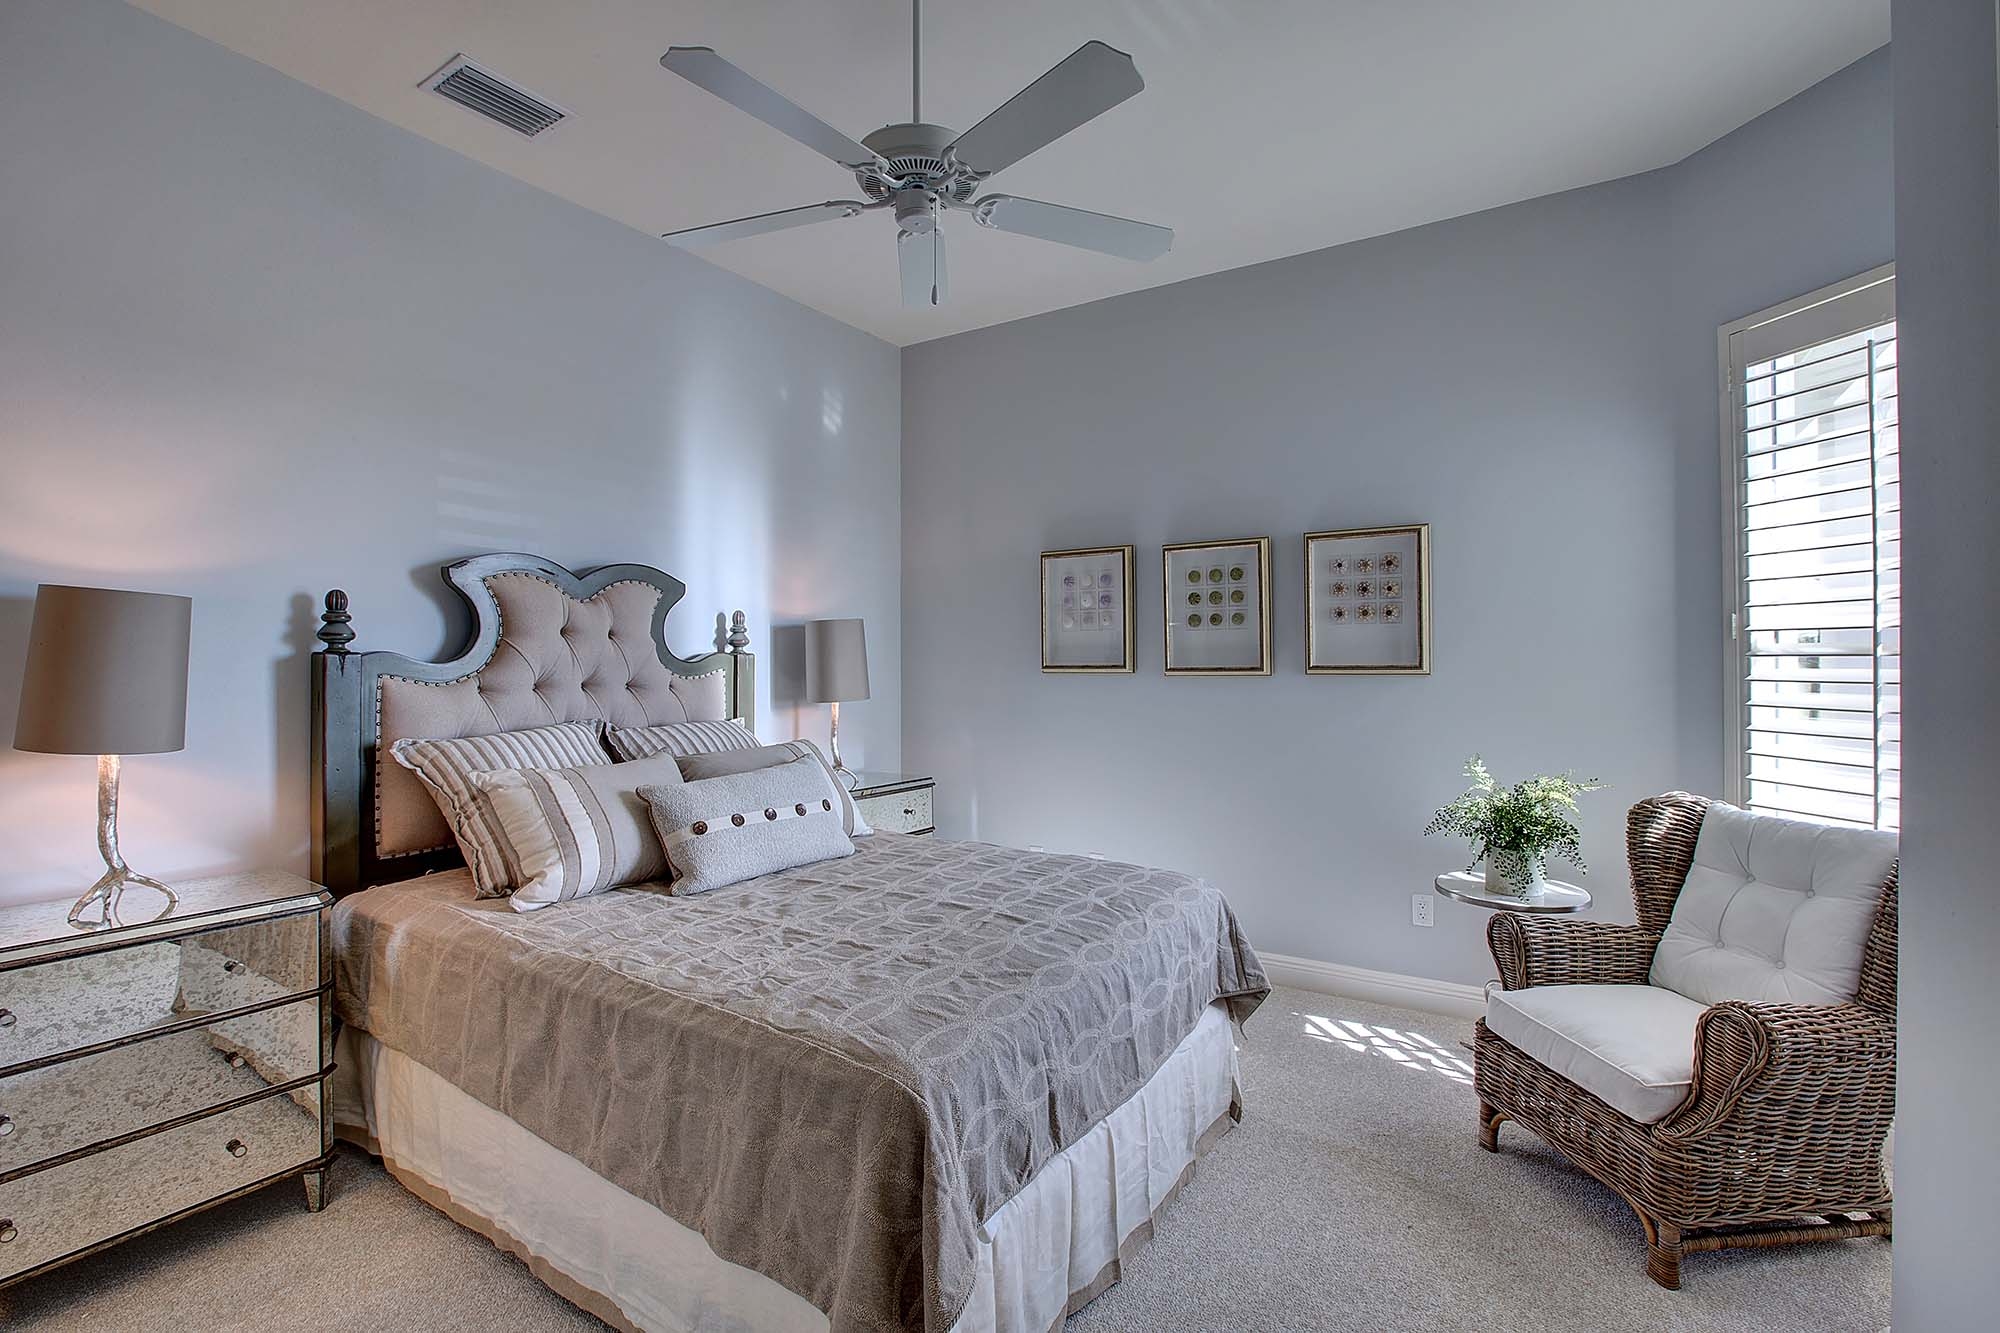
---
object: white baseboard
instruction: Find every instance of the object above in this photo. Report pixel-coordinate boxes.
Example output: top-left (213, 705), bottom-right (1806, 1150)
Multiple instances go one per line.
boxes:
top-left (1259, 952), bottom-right (1486, 1020)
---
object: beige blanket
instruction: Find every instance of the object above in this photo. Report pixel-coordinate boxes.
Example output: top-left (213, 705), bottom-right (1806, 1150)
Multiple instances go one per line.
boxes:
top-left (332, 835), bottom-right (1268, 1333)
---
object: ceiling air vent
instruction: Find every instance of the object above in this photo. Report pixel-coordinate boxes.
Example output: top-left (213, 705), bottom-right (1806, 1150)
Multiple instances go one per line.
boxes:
top-left (421, 55), bottom-right (567, 137)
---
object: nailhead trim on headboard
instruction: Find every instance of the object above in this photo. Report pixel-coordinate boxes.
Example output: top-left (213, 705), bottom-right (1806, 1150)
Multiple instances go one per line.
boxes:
top-left (370, 572), bottom-right (731, 862)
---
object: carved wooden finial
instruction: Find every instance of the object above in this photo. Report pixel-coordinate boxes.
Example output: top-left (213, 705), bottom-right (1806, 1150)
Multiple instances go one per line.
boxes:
top-left (727, 610), bottom-right (749, 652)
top-left (317, 589), bottom-right (354, 654)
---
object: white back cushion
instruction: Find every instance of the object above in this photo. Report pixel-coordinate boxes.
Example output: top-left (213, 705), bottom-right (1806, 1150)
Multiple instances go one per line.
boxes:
top-left (1649, 803), bottom-right (1895, 1007)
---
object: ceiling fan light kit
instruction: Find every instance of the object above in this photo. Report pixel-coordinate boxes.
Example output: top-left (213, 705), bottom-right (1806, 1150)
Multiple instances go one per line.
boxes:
top-left (659, 0), bottom-right (1172, 308)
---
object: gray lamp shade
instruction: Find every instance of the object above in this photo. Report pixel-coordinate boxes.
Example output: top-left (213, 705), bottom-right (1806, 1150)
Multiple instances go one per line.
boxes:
top-left (804, 618), bottom-right (870, 704)
top-left (14, 584), bottom-right (192, 756)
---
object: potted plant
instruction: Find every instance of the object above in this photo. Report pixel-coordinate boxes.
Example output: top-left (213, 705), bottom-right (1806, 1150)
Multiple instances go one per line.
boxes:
top-left (1425, 756), bottom-right (1602, 900)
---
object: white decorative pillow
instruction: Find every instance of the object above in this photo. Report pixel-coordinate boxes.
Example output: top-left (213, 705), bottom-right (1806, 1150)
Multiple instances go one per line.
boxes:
top-left (639, 759), bottom-right (854, 896)
top-left (605, 719), bottom-right (761, 762)
top-left (390, 721), bottom-right (611, 897)
top-left (1649, 802), bottom-right (1896, 1007)
top-left (471, 751), bottom-right (685, 912)
top-left (677, 740), bottom-right (874, 837)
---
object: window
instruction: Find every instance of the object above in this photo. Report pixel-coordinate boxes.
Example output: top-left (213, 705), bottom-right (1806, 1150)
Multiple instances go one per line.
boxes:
top-left (1719, 266), bottom-right (1897, 830)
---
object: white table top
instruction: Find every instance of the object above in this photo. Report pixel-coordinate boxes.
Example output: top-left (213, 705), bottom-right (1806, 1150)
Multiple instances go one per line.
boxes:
top-left (1434, 870), bottom-right (1591, 914)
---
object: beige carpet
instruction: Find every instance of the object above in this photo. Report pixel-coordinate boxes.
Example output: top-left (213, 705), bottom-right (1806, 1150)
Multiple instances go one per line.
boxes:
top-left (1, 987), bottom-right (1891, 1331)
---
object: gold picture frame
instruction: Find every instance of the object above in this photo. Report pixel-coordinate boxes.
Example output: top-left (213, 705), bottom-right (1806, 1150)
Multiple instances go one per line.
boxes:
top-left (1041, 545), bottom-right (1136, 672)
top-left (1304, 524), bottom-right (1432, 674)
top-left (1162, 537), bottom-right (1272, 675)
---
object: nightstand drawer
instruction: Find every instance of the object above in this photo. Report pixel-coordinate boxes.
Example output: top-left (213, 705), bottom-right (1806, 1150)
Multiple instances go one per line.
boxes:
top-left (0, 1091), bottom-right (320, 1282)
top-left (859, 786), bottom-right (932, 835)
top-left (0, 911), bottom-right (319, 1067)
top-left (0, 993), bottom-right (323, 1175)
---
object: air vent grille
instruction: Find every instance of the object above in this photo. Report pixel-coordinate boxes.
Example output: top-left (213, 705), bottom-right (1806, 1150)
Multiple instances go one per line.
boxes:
top-left (423, 56), bottom-right (566, 137)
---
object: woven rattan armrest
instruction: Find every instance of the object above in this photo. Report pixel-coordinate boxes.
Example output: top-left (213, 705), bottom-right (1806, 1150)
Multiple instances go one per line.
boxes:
top-left (1655, 1000), bottom-right (1897, 1143)
top-left (1487, 914), bottom-right (1660, 991)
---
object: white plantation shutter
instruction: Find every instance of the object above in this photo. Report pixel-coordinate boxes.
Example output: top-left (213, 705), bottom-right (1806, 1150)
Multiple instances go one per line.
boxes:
top-left (1720, 267), bottom-right (1898, 831)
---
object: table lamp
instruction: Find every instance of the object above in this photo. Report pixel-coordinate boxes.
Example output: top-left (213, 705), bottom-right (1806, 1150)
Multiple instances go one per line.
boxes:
top-left (14, 584), bottom-right (192, 928)
top-left (805, 618), bottom-right (868, 789)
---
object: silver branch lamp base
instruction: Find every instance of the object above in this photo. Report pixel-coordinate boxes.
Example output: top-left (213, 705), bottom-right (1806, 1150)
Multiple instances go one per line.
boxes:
top-left (69, 754), bottom-right (178, 930)
top-left (827, 701), bottom-right (861, 790)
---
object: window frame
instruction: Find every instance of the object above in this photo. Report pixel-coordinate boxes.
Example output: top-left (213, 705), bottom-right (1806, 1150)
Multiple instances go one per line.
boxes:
top-left (1716, 263), bottom-right (1897, 818)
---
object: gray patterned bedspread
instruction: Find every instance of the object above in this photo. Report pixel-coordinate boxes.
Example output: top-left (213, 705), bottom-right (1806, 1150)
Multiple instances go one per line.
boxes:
top-left (332, 834), bottom-right (1268, 1333)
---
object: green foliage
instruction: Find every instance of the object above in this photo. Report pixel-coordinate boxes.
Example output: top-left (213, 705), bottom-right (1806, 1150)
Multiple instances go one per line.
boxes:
top-left (1424, 756), bottom-right (1604, 883)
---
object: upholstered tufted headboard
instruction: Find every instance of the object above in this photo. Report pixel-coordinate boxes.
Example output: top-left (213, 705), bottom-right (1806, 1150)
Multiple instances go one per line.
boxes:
top-left (309, 553), bottom-right (755, 896)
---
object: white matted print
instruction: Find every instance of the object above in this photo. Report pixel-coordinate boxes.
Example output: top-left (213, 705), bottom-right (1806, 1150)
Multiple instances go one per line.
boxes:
top-left (1306, 525), bottom-right (1431, 673)
top-left (1042, 546), bottom-right (1135, 672)
top-left (1163, 537), bottom-right (1272, 675)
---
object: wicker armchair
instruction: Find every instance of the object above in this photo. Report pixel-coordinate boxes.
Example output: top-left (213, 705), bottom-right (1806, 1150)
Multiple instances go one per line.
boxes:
top-left (1474, 792), bottom-right (1897, 1288)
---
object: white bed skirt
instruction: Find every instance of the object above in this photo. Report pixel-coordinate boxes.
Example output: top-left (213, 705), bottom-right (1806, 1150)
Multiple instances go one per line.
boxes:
top-left (332, 1003), bottom-right (1239, 1333)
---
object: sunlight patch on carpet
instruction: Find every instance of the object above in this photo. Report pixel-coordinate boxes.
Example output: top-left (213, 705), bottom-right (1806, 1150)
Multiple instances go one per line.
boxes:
top-left (1300, 1011), bottom-right (1473, 1084)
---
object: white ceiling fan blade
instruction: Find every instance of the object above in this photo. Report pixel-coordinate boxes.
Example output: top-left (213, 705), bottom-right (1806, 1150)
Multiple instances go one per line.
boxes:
top-left (946, 41), bottom-right (1143, 177)
top-left (972, 195), bottom-right (1172, 261)
top-left (898, 227), bottom-right (947, 307)
top-left (662, 200), bottom-right (867, 248)
top-left (660, 47), bottom-right (878, 169)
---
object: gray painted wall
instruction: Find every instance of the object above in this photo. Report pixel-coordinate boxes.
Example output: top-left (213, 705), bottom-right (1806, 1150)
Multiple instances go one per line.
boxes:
top-left (902, 50), bottom-right (1892, 984)
top-left (0, 0), bottom-right (901, 907)
top-left (1891, 2), bottom-right (2000, 1326)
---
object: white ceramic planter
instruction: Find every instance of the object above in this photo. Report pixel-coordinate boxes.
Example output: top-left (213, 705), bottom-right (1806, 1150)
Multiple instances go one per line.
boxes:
top-left (1485, 855), bottom-right (1548, 902)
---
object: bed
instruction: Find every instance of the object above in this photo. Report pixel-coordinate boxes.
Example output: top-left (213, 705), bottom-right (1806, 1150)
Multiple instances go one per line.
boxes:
top-left (309, 554), bottom-right (1268, 1333)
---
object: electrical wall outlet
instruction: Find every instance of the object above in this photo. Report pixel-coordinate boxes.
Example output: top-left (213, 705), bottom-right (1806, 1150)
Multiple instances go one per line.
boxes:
top-left (1411, 893), bottom-right (1435, 928)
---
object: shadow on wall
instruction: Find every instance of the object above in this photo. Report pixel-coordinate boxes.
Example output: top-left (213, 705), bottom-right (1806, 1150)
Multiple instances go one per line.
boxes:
top-left (768, 622), bottom-right (808, 739)
top-left (408, 560), bottom-right (471, 662)
top-left (267, 592), bottom-right (320, 869)
top-left (0, 595), bottom-right (32, 748)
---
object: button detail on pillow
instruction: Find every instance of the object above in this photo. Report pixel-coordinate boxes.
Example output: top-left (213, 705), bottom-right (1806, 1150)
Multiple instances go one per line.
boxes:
top-left (639, 758), bottom-right (855, 896)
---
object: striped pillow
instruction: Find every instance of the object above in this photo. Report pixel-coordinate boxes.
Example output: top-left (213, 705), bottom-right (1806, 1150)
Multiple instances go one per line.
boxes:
top-left (471, 751), bottom-right (685, 911)
top-left (604, 718), bottom-right (761, 762)
top-left (390, 721), bottom-right (610, 896)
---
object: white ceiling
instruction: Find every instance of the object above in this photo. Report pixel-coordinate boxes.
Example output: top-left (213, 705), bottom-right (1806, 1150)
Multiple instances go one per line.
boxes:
top-left (133, 1), bottom-right (1889, 346)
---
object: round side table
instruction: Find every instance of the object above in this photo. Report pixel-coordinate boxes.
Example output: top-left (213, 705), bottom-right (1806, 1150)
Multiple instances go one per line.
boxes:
top-left (1434, 871), bottom-right (1590, 914)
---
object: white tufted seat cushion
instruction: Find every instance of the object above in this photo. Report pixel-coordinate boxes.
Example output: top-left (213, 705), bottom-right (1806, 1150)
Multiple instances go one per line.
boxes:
top-left (1648, 803), bottom-right (1896, 1007)
top-left (1485, 984), bottom-right (1707, 1124)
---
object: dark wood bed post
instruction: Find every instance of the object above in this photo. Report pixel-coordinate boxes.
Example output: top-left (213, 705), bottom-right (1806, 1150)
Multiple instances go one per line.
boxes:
top-left (310, 591), bottom-right (363, 897)
top-left (726, 610), bottom-right (756, 726)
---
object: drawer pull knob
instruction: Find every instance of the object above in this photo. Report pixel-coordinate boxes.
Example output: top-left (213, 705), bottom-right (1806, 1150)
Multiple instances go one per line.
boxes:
top-left (0, 1114), bottom-right (12, 1137)
top-left (903, 807), bottom-right (916, 816)
top-left (222, 959), bottom-right (244, 975)
top-left (226, 1138), bottom-right (249, 1158)
top-left (0, 1008), bottom-right (14, 1028)
top-left (225, 1052), bottom-right (247, 1069)
top-left (0, 1220), bottom-right (15, 1243)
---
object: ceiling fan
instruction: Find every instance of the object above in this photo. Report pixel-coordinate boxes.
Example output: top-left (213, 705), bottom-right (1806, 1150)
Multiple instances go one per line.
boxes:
top-left (658, 0), bottom-right (1172, 308)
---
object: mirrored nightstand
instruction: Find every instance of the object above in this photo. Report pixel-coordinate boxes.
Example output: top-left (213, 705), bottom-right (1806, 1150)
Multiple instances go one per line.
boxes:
top-left (849, 773), bottom-right (935, 836)
top-left (0, 870), bottom-right (333, 1291)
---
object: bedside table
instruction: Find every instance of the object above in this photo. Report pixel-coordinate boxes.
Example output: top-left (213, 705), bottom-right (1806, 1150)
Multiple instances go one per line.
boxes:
top-left (1434, 871), bottom-right (1591, 914)
top-left (0, 870), bottom-right (333, 1290)
top-left (849, 772), bottom-right (935, 836)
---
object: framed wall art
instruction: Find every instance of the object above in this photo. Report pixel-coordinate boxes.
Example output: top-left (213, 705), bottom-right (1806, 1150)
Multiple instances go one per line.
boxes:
top-left (1305, 524), bottom-right (1431, 674)
top-left (1162, 537), bottom-right (1272, 675)
top-left (1041, 545), bottom-right (1136, 672)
